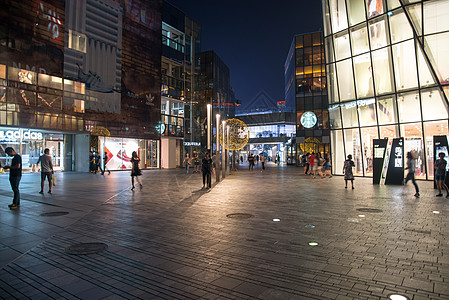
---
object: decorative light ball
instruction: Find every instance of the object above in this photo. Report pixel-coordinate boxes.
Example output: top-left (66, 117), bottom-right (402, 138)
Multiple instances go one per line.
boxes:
top-left (220, 118), bottom-right (249, 150)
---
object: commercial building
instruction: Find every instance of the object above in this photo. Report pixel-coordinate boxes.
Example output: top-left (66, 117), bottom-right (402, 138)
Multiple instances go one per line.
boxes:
top-left (0, 0), bottom-right (162, 171)
top-left (322, 0), bottom-right (449, 179)
top-left (285, 32), bottom-right (329, 165)
top-left (161, 1), bottom-right (201, 168)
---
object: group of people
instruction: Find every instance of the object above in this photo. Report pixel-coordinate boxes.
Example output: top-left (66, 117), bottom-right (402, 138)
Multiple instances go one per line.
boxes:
top-left (89, 151), bottom-right (110, 175)
top-left (302, 152), bottom-right (332, 179)
top-left (182, 151), bottom-right (214, 190)
top-left (247, 153), bottom-right (267, 172)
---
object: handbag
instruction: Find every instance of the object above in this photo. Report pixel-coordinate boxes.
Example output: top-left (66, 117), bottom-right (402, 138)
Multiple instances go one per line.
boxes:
top-left (52, 173), bottom-right (57, 186)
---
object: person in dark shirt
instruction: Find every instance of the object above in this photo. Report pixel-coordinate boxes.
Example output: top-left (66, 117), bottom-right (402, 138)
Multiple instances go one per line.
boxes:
top-left (201, 152), bottom-right (214, 189)
top-left (4, 147), bottom-right (22, 209)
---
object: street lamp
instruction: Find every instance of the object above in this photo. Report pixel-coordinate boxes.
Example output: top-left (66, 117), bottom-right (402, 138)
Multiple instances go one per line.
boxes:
top-left (207, 104), bottom-right (212, 151)
top-left (222, 120), bottom-right (226, 179)
top-left (226, 125), bottom-right (230, 174)
top-left (215, 114), bottom-right (220, 182)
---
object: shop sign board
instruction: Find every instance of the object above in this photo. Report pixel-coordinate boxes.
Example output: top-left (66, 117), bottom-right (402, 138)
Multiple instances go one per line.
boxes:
top-left (372, 139), bottom-right (388, 185)
top-left (184, 142), bottom-right (201, 146)
top-left (0, 129), bottom-right (44, 141)
top-left (385, 137), bottom-right (404, 185)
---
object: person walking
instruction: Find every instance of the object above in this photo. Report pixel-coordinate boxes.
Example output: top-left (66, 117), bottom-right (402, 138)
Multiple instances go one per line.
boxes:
top-left (303, 153), bottom-right (310, 175)
top-left (130, 151), bottom-right (143, 191)
top-left (183, 153), bottom-right (191, 174)
top-left (309, 152), bottom-right (316, 178)
top-left (404, 151), bottom-right (419, 197)
top-left (323, 153), bottom-right (332, 178)
top-left (343, 154), bottom-right (355, 189)
top-left (248, 153), bottom-right (255, 171)
top-left (103, 151), bottom-right (111, 175)
top-left (435, 152), bottom-right (449, 197)
top-left (96, 152), bottom-right (103, 175)
top-left (201, 152), bottom-right (214, 190)
top-left (4, 147), bottom-right (22, 209)
top-left (36, 148), bottom-right (54, 194)
top-left (192, 151), bottom-right (200, 173)
top-left (260, 153), bottom-right (267, 172)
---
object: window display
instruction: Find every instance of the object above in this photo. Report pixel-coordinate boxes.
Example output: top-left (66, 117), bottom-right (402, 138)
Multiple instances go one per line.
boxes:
top-left (353, 54), bottom-right (374, 98)
top-left (425, 32), bottom-right (449, 85)
top-left (397, 92), bottom-right (421, 123)
top-left (389, 10), bottom-right (413, 44)
top-left (421, 89), bottom-right (448, 121)
top-left (358, 99), bottom-right (377, 126)
top-left (334, 31), bottom-right (351, 61)
top-left (393, 40), bottom-right (419, 91)
top-left (361, 126), bottom-right (378, 176)
top-left (368, 16), bottom-right (388, 50)
top-left (344, 128), bottom-right (363, 175)
top-left (336, 59), bottom-right (355, 101)
top-left (350, 25), bottom-right (369, 56)
top-left (424, 121), bottom-right (448, 178)
top-left (347, 0), bottom-right (366, 26)
top-left (401, 123), bottom-right (425, 179)
top-left (329, 0), bottom-right (348, 33)
top-left (341, 101), bottom-right (359, 128)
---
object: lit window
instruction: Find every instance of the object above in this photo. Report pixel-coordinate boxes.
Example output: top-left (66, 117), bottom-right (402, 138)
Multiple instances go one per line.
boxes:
top-left (68, 29), bottom-right (87, 53)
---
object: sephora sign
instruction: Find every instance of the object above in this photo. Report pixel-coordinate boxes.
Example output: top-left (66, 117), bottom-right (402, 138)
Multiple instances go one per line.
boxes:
top-left (0, 129), bottom-right (44, 141)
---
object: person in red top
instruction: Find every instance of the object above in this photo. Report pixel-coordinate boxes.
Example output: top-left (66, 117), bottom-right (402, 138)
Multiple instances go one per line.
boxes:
top-left (309, 153), bottom-right (316, 178)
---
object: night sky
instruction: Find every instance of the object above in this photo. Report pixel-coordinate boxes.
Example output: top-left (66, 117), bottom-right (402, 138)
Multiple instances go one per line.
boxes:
top-left (166, 0), bottom-right (323, 105)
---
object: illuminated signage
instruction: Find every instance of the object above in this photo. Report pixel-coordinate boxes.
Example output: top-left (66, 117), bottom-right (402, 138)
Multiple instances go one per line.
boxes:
top-left (36, 1), bottom-right (63, 44)
top-left (184, 142), bottom-right (201, 146)
top-left (300, 111), bottom-right (317, 128)
top-left (0, 129), bottom-right (44, 141)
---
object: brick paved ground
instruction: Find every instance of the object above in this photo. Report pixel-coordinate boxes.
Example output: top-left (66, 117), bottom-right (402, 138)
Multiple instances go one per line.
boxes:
top-left (0, 163), bottom-right (448, 299)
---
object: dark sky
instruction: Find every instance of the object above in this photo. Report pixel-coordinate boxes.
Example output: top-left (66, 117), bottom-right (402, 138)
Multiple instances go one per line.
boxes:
top-left (166, 1), bottom-right (323, 105)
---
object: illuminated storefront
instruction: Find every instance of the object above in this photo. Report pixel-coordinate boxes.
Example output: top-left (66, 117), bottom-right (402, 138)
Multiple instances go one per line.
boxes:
top-left (323, 0), bottom-right (449, 179)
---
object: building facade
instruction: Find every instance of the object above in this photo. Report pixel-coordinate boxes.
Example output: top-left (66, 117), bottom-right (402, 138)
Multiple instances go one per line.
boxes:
top-left (285, 32), bottom-right (329, 165)
top-left (0, 0), bottom-right (162, 171)
top-left (323, 0), bottom-right (449, 179)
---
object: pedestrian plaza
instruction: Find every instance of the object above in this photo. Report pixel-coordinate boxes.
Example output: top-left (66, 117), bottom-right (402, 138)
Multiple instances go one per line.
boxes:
top-left (0, 164), bottom-right (448, 299)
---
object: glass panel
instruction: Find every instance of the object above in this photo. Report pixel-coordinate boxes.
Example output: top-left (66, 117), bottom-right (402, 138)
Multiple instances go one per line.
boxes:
top-left (388, 0), bottom-right (400, 10)
top-left (336, 59), bottom-right (355, 101)
top-left (389, 9), bottom-right (413, 44)
top-left (331, 129), bottom-right (345, 175)
top-left (347, 0), bottom-right (366, 25)
top-left (38, 74), bottom-right (63, 90)
top-left (377, 96), bottom-right (397, 124)
top-left (0, 65), bottom-right (5, 79)
top-left (423, 0), bottom-right (449, 35)
top-left (398, 91), bottom-right (421, 123)
top-left (379, 125), bottom-right (399, 139)
top-left (326, 64), bottom-right (339, 103)
top-left (353, 54), bottom-right (374, 98)
top-left (329, 0), bottom-right (349, 33)
top-left (334, 31), bottom-right (351, 60)
top-left (344, 128), bottom-right (363, 175)
top-left (369, 16), bottom-right (389, 50)
top-left (361, 126), bottom-right (379, 176)
top-left (392, 40), bottom-right (419, 91)
top-left (323, 0), bottom-right (332, 36)
top-left (350, 25), bottom-right (369, 56)
top-left (371, 48), bottom-right (394, 95)
top-left (325, 37), bottom-right (335, 63)
top-left (417, 44), bottom-right (436, 87)
top-left (328, 104), bottom-right (342, 129)
top-left (341, 101), bottom-right (359, 127)
top-left (8, 68), bottom-right (37, 84)
top-left (424, 120), bottom-right (449, 179)
top-left (401, 123), bottom-right (425, 179)
top-left (421, 89), bottom-right (448, 121)
top-left (358, 98), bottom-right (377, 126)
top-left (406, 4), bottom-right (422, 36)
top-left (425, 32), bottom-right (449, 85)
top-left (367, 0), bottom-right (384, 18)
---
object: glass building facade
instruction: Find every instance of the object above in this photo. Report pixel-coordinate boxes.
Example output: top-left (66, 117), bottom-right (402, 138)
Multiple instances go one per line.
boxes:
top-left (322, 0), bottom-right (449, 179)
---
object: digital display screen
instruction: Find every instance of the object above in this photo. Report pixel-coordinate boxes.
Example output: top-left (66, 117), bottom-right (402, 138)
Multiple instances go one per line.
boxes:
top-left (374, 147), bottom-right (385, 159)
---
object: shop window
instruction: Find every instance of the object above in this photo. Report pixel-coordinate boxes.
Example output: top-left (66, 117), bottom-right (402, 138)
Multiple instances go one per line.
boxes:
top-left (423, 0), bottom-right (449, 35)
top-left (0, 87), bottom-right (5, 102)
top-left (304, 34), bottom-right (312, 47)
top-left (313, 32), bottom-right (322, 46)
top-left (397, 92), bottom-right (421, 123)
top-left (323, 2), bottom-right (332, 36)
top-left (329, 0), bottom-right (348, 33)
top-left (377, 96), bottom-right (397, 125)
top-left (417, 45), bottom-right (436, 88)
top-left (341, 101), bottom-right (359, 128)
top-left (326, 64), bottom-right (339, 104)
top-left (421, 89), bottom-right (448, 121)
top-left (368, 16), bottom-right (389, 50)
top-left (38, 74), bottom-right (62, 90)
top-left (406, 4), bottom-right (422, 36)
top-left (353, 54), bottom-right (374, 98)
top-left (68, 30), bottom-right (87, 53)
top-left (358, 99), bottom-right (377, 126)
top-left (295, 48), bottom-right (304, 66)
top-left (74, 100), bottom-right (85, 113)
top-left (367, 0), bottom-right (384, 18)
top-left (389, 9), bottom-right (413, 44)
top-left (0, 111), bottom-right (5, 125)
top-left (393, 40), bottom-right (419, 91)
top-left (425, 32), bottom-right (449, 85)
top-left (370, 48), bottom-right (393, 95)
top-left (361, 126), bottom-right (379, 176)
top-left (379, 125), bottom-right (399, 139)
top-left (325, 37), bottom-right (335, 63)
top-left (336, 59), bottom-right (355, 101)
top-left (424, 121), bottom-right (449, 179)
top-left (331, 129), bottom-right (345, 175)
top-left (388, 0), bottom-right (400, 10)
top-left (304, 48), bottom-right (313, 66)
top-left (401, 122), bottom-right (425, 179)
top-left (347, 0), bottom-right (366, 26)
top-left (350, 25), bottom-right (370, 56)
top-left (296, 35), bottom-right (303, 48)
top-left (344, 128), bottom-right (363, 176)
top-left (0, 65), bottom-right (5, 79)
top-left (8, 68), bottom-right (37, 85)
top-left (7, 87), bottom-right (35, 106)
top-left (37, 93), bottom-right (62, 109)
top-left (334, 31), bottom-right (351, 61)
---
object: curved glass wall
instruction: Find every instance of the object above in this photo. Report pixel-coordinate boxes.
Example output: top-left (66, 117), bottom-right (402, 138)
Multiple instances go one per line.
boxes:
top-left (323, 0), bottom-right (449, 179)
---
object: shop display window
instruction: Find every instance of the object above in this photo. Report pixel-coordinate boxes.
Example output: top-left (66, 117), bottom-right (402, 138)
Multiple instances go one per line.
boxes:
top-left (350, 25), bottom-right (370, 56)
top-left (357, 99), bottom-right (377, 126)
top-left (329, 0), bottom-right (348, 33)
top-left (344, 128), bottom-right (363, 175)
top-left (326, 64), bottom-right (339, 104)
top-left (377, 96), bottom-right (397, 125)
top-left (323, 0), bottom-right (332, 36)
top-left (398, 91), bottom-right (421, 123)
top-left (425, 32), bottom-right (449, 85)
top-left (421, 89), bottom-right (448, 121)
top-left (325, 37), bottom-right (335, 63)
top-left (341, 101), bottom-right (359, 128)
top-left (347, 0), bottom-right (366, 26)
top-left (353, 53), bottom-right (374, 98)
top-left (406, 4), bottom-right (422, 36)
top-left (389, 9), bottom-right (414, 44)
top-left (8, 68), bottom-right (36, 85)
top-left (368, 16), bottom-right (388, 50)
top-left (331, 129), bottom-right (345, 175)
top-left (366, 0), bottom-right (384, 19)
top-left (424, 121), bottom-right (449, 179)
top-left (7, 88), bottom-right (35, 106)
top-left (417, 45), bottom-right (436, 88)
top-left (38, 74), bottom-right (63, 90)
top-left (388, 0), bottom-right (400, 10)
top-left (334, 31), bottom-right (351, 61)
top-left (336, 59), bottom-right (355, 101)
top-left (393, 40), bottom-right (419, 91)
top-left (401, 122), bottom-right (425, 179)
top-left (379, 125), bottom-right (399, 139)
top-left (423, 0), bottom-right (449, 35)
top-left (361, 126), bottom-right (379, 176)
top-left (0, 65), bottom-right (5, 79)
top-left (329, 105), bottom-right (342, 129)
top-left (37, 93), bottom-right (62, 109)
top-left (371, 48), bottom-right (394, 95)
